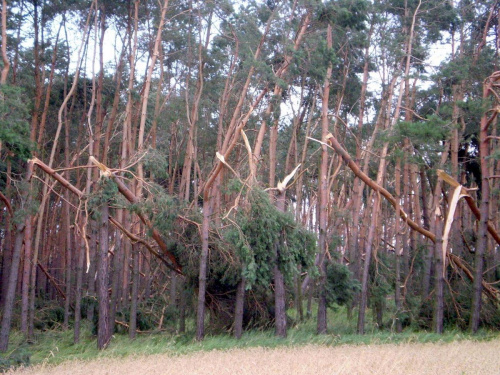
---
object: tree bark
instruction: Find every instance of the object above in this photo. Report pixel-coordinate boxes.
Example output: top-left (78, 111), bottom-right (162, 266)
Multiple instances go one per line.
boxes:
top-left (234, 278), bottom-right (245, 339)
top-left (434, 207), bottom-right (444, 334)
top-left (0, 225), bottom-right (25, 351)
top-left (470, 72), bottom-right (499, 332)
top-left (394, 159), bottom-right (403, 333)
top-left (20, 214), bottom-right (32, 335)
top-left (109, 209), bottom-right (124, 337)
top-left (0, 0), bottom-right (10, 84)
top-left (74, 231), bottom-right (85, 344)
top-left (0, 165), bottom-right (33, 352)
top-left (317, 24), bottom-right (333, 335)
top-left (274, 192), bottom-right (287, 338)
top-left (129, 243), bottom-right (139, 339)
top-left (97, 191), bottom-right (111, 349)
top-left (357, 192), bottom-right (380, 335)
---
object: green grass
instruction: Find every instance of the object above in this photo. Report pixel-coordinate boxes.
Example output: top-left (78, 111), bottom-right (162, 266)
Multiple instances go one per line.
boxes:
top-left (1, 307), bottom-right (499, 369)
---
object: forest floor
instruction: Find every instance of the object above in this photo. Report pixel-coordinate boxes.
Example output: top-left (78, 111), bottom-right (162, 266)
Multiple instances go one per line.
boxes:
top-left (6, 339), bottom-right (500, 375)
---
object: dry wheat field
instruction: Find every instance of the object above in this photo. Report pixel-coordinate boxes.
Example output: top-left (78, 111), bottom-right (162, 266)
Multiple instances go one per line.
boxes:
top-left (7, 339), bottom-right (500, 375)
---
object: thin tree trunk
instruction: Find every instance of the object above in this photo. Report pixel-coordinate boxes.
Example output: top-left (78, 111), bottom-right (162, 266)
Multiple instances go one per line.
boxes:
top-left (295, 272), bottom-right (303, 322)
top-left (317, 24), bottom-right (333, 335)
top-left (0, 0), bottom-right (10, 84)
top-left (178, 276), bottom-right (186, 333)
top-left (0, 227), bottom-right (25, 351)
top-left (129, 244), bottom-right (139, 339)
top-left (29, 1), bottom-right (94, 340)
top-left (394, 159), bottom-right (403, 333)
top-left (109, 209), bottom-right (124, 337)
top-left (63, 103), bottom-right (73, 330)
top-left (169, 270), bottom-right (177, 327)
top-left (29, 0), bottom-right (42, 142)
top-left (349, 17), bottom-right (374, 286)
top-left (274, 192), bottom-right (287, 338)
top-left (0, 165), bottom-right (33, 352)
top-left (20, 216), bottom-right (32, 335)
top-left (434, 207), bottom-right (444, 334)
top-left (195, 13), bottom-right (273, 338)
top-left (180, 5), bottom-right (209, 201)
top-left (74, 231), bottom-right (85, 344)
top-left (234, 278), bottom-right (245, 339)
top-left (97, 194), bottom-right (110, 349)
top-left (470, 72), bottom-right (499, 332)
top-left (357, 192), bottom-right (380, 335)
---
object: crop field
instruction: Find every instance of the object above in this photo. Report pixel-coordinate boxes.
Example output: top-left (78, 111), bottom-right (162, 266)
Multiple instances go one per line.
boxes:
top-left (7, 339), bottom-right (500, 375)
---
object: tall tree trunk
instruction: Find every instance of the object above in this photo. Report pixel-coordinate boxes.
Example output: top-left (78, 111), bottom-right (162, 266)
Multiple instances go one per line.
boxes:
top-left (180, 5), bottom-right (209, 201)
top-left (434, 206), bottom-right (444, 334)
top-left (0, 226), bottom-right (25, 351)
top-left (349, 17), bottom-right (374, 285)
top-left (0, 165), bottom-right (33, 352)
top-left (168, 270), bottom-right (177, 327)
top-left (274, 192), bottom-right (287, 338)
top-left (394, 159), bottom-right (403, 333)
top-left (470, 72), bottom-right (499, 332)
top-left (0, 0), bottom-right (10, 84)
top-left (74, 232), bottom-right (85, 344)
top-left (195, 14), bottom-right (273, 339)
top-left (129, 243), bottom-right (139, 340)
top-left (63, 102), bottom-right (73, 329)
top-left (30, 1), bottom-right (94, 340)
top-left (20, 216), bottom-right (32, 335)
top-left (317, 24), bottom-right (333, 335)
top-left (357, 192), bottom-right (380, 335)
top-left (109, 209), bottom-right (124, 337)
top-left (178, 276), bottom-right (186, 334)
top-left (124, 1), bottom-right (139, 338)
top-left (97, 192), bottom-right (110, 349)
top-left (29, 0), bottom-right (42, 142)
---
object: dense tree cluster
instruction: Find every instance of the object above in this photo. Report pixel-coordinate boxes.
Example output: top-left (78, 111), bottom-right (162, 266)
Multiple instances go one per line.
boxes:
top-left (0, 0), bottom-right (499, 351)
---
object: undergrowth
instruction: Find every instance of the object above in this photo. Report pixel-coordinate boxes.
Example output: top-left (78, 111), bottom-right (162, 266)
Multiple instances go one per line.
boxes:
top-left (1, 306), bottom-right (498, 370)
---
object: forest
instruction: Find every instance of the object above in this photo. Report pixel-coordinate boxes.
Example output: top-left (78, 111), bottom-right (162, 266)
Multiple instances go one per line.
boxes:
top-left (0, 0), bottom-right (499, 357)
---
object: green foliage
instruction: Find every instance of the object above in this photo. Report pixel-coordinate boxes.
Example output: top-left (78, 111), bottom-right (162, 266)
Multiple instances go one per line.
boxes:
top-left (394, 117), bottom-right (449, 144)
top-left (291, 36), bottom-right (338, 83)
top-left (0, 85), bottom-right (32, 161)
top-left (115, 308), bottom-right (156, 333)
top-left (324, 260), bottom-right (360, 309)
top-left (87, 178), bottom-right (118, 220)
top-left (0, 347), bottom-right (30, 372)
top-left (225, 189), bottom-right (281, 287)
top-left (0, 85), bottom-right (33, 192)
top-left (6, 307), bottom-right (498, 368)
top-left (369, 255), bottom-right (393, 309)
top-left (33, 306), bottom-right (65, 331)
top-left (143, 148), bottom-right (170, 180)
top-left (147, 190), bottom-right (181, 237)
top-left (79, 296), bottom-right (98, 321)
top-left (316, 0), bottom-right (367, 30)
top-left (225, 188), bottom-right (316, 289)
top-left (383, 116), bottom-right (449, 165)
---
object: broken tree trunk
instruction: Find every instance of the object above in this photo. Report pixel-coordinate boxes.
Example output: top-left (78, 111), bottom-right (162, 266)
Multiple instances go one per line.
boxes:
top-left (324, 136), bottom-right (500, 304)
top-left (30, 156), bottom-right (182, 273)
